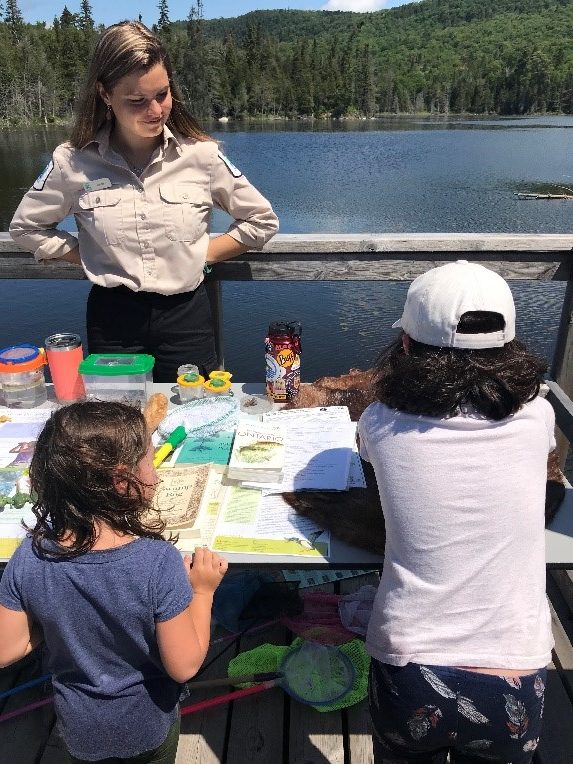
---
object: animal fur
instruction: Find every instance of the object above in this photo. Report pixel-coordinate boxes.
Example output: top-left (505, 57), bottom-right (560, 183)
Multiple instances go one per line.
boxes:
top-left (286, 367), bottom-right (376, 421)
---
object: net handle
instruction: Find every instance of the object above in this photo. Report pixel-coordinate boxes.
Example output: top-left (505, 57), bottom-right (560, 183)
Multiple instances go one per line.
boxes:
top-left (181, 679), bottom-right (279, 715)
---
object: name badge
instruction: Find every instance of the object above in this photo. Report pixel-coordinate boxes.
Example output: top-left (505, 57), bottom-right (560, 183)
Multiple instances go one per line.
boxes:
top-left (83, 178), bottom-right (112, 192)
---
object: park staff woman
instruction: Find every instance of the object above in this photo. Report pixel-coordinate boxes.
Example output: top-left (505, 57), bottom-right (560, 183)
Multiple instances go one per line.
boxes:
top-left (10, 21), bottom-right (279, 381)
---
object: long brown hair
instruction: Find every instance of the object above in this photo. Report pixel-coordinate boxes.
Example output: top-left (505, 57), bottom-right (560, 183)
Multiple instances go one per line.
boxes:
top-left (375, 312), bottom-right (547, 421)
top-left (69, 20), bottom-right (211, 148)
top-left (28, 401), bottom-right (170, 559)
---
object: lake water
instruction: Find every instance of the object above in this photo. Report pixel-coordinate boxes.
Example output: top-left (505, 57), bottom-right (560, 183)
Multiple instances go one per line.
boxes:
top-left (1, 116), bottom-right (572, 380)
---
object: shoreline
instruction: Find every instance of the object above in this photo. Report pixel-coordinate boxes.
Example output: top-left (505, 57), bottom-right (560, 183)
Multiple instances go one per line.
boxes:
top-left (1, 112), bottom-right (570, 131)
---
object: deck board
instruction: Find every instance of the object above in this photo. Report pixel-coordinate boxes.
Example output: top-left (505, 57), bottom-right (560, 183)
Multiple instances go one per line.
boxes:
top-left (289, 704), bottom-right (345, 764)
top-left (176, 629), bottom-right (236, 764)
top-left (3, 569), bottom-right (573, 762)
top-left (224, 621), bottom-right (289, 764)
top-left (339, 574), bottom-right (377, 764)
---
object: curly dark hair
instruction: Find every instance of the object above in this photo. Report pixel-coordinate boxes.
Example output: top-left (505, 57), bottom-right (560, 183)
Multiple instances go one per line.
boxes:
top-left (27, 401), bottom-right (169, 559)
top-left (374, 312), bottom-right (547, 420)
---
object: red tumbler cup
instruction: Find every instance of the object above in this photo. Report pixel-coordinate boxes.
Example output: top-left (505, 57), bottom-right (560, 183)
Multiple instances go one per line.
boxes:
top-left (45, 333), bottom-right (85, 402)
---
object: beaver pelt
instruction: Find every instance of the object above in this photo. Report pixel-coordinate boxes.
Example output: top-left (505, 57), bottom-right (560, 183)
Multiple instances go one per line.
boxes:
top-left (284, 367), bottom-right (377, 422)
top-left (281, 368), bottom-right (564, 554)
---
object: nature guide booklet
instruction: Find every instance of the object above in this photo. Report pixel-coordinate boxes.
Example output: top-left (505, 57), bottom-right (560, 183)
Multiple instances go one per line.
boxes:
top-left (174, 465), bottom-right (227, 550)
top-left (146, 464), bottom-right (211, 532)
top-left (210, 483), bottom-right (330, 558)
top-left (226, 421), bottom-right (285, 484)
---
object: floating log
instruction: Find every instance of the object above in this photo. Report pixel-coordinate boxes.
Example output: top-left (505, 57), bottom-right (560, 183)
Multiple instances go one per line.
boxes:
top-left (515, 192), bottom-right (573, 200)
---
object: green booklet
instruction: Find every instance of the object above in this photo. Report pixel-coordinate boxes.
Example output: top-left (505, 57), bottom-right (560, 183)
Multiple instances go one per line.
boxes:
top-left (175, 431), bottom-right (235, 466)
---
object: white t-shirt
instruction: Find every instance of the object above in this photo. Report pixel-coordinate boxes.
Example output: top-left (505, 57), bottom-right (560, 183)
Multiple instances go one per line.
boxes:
top-left (358, 396), bottom-right (555, 669)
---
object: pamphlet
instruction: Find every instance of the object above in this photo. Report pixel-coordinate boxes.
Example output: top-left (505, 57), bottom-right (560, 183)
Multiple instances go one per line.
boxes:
top-left (243, 420), bottom-right (357, 493)
top-left (262, 406), bottom-right (351, 423)
top-left (175, 430), bottom-right (234, 466)
top-left (148, 464), bottom-right (211, 531)
top-left (175, 465), bottom-right (227, 550)
top-left (0, 408), bottom-right (53, 560)
top-left (210, 485), bottom-right (330, 558)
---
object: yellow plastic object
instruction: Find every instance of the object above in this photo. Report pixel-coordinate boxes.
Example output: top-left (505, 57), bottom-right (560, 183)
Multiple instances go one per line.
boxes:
top-left (177, 372), bottom-right (205, 388)
top-left (153, 426), bottom-right (187, 468)
top-left (203, 378), bottom-right (232, 395)
top-left (153, 443), bottom-right (172, 468)
top-left (209, 370), bottom-right (233, 382)
top-left (178, 373), bottom-right (205, 402)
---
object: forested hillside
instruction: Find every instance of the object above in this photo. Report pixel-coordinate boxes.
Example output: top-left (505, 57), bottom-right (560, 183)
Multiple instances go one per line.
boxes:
top-left (1, 0), bottom-right (572, 125)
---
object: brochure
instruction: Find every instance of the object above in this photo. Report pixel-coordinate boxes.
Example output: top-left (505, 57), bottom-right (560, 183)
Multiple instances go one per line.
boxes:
top-left (148, 464), bottom-right (211, 531)
top-left (210, 485), bottom-right (330, 558)
top-left (175, 430), bottom-right (235, 466)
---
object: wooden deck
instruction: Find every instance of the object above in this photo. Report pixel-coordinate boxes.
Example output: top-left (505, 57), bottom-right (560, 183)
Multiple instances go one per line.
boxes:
top-left (2, 569), bottom-right (573, 763)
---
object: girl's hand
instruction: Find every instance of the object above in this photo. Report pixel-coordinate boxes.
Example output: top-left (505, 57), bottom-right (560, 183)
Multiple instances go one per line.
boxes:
top-left (184, 548), bottom-right (228, 596)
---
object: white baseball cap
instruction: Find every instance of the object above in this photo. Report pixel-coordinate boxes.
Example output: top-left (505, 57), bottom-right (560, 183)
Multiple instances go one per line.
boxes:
top-left (392, 260), bottom-right (516, 349)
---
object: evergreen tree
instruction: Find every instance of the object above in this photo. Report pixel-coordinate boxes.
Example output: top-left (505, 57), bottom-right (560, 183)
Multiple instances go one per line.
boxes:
top-left (59, 6), bottom-right (76, 29)
top-left (356, 43), bottom-right (377, 116)
top-left (180, 0), bottom-right (211, 119)
top-left (78, 0), bottom-right (94, 30)
top-left (2, 0), bottom-right (573, 124)
top-left (157, 0), bottom-right (170, 34)
top-left (4, 0), bottom-right (23, 26)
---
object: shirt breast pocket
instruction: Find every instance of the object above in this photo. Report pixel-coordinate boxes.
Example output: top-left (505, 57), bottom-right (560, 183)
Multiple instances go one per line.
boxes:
top-left (159, 183), bottom-right (210, 243)
top-left (78, 189), bottom-right (123, 246)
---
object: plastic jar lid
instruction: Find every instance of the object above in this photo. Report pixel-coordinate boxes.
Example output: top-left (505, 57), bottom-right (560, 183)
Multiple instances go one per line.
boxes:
top-left (208, 370), bottom-right (233, 382)
top-left (0, 344), bottom-right (46, 372)
top-left (177, 373), bottom-right (205, 388)
top-left (203, 378), bottom-right (232, 394)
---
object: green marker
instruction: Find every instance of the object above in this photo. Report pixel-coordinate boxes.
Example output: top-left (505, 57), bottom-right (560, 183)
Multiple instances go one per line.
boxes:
top-left (153, 425), bottom-right (187, 468)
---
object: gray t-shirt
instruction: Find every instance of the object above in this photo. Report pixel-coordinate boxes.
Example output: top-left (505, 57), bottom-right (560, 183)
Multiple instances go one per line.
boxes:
top-left (0, 535), bottom-right (192, 760)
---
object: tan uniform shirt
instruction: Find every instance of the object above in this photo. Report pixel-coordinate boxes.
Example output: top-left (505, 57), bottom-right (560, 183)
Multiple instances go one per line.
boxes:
top-left (10, 125), bottom-right (279, 296)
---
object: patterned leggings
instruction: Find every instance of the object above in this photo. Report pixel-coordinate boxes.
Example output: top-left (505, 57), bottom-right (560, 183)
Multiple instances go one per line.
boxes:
top-left (369, 660), bottom-right (546, 764)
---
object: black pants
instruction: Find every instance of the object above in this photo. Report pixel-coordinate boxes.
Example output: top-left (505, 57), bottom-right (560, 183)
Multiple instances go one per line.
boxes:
top-left (87, 284), bottom-right (218, 383)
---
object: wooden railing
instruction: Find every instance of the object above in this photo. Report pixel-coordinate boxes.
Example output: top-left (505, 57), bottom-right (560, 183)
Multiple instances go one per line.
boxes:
top-left (5, 230), bottom-right (573, 459)
top-left (2, 231), bottom-right (573, 380)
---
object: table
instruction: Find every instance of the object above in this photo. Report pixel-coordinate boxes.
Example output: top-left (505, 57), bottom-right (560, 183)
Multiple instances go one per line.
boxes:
top-left (1, 382), bottom-right (573, 568)
top-left (154, 382), bottom-right (384, 569)
top-left (155, 382), bottom-right (573, 570)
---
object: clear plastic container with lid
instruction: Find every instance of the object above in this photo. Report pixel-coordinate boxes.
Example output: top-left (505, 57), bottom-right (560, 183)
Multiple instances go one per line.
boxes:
top-left (78, 354), bottom-right (154, 406)
top-left (0, 344), bottom-right (47, 408)
top-left (208, 370), bottom-right (233, 383)
top-left (177, 363), bottom-right (199, 378)
top-left (177, 372), bottom-right (205, 402)
top-left (203, 377), bottom-right (232, 397)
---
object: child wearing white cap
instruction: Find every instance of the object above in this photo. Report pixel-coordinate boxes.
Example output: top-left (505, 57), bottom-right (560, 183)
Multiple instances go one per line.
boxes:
top-left (359, 260), bottom-right (554, 764)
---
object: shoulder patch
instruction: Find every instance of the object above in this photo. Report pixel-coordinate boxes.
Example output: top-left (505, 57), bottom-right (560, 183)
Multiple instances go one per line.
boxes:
top-left (217, 150), bottom-right (242, 178)
top-left (33, 160), bottom-right (54, 191)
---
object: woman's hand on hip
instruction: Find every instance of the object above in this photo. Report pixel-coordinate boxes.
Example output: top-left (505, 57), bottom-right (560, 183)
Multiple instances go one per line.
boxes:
top-left (55, 245), bottom-right (82, 266)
